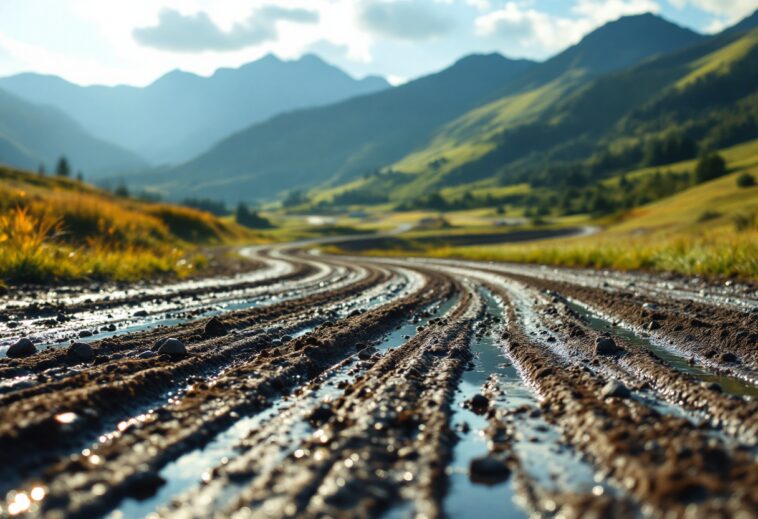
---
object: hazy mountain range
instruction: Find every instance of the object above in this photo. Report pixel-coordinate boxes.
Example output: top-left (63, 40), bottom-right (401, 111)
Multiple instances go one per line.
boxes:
top-left (0, 54), bottom-right (388, 172)
top-left (0, 10), bottom-right (756, 202)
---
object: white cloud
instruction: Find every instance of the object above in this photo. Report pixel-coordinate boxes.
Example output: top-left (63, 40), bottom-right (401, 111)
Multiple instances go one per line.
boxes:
top-left (572, 0), bottom-right (661, 23)
top-left (133, 6), bottom-right (318, 52)
top-left (668, 0), bottom-right (757, 21)
top-left (358, 0), bottom-right (455, 41)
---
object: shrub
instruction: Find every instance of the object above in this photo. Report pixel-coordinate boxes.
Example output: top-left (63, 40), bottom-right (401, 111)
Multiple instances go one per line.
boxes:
top-left (696, 210), bottom-right (721, 223)
top-left (235, 204), bottom-right (272, 229)
top-left (732, 212), bottom-right (756, 232)
top-left (736, 172), bottom-right (756, 188)
top-left (694, 152), bottom-right (727, 184)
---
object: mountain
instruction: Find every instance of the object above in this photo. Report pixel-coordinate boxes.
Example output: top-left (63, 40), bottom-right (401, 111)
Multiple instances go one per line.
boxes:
top-left (139, 13), bottom-right (706, 203)
top-left (388, 13), bottom-right (704, 192)
top-left (725, 8), bottom-right (758, 34)
top-left (0, 54), bottom-right (389, 164)
top-left (135, 54), bottom-right (535, 201)
top-left (0, 87), bottom-right (146, 177)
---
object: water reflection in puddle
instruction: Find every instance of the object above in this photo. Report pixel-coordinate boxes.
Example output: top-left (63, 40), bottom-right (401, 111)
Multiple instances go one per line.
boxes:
top-left (565, 299), bottom-right (758, 399)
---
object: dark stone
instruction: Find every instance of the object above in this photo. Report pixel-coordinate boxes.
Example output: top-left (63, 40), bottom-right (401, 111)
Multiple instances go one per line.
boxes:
top-left (468, 394), bottom-right (489, 413)
top-left (203, 317), bottom-right (227, 338)
top-left (133, 310), bottom-right (148, 317)
top-left (67, 342), bottom-right (95, 363)
top-left (157, 338), bottom-right (187, 356)
top-left (125, 470), bottom-right (166, 500)
top-left (7, 338), bottom-right (37, 358)
top-left (594, 336), bottom-right (620, 356)
top-left (309, 403), bottom-right (334, 425)
top-left (469, 456), bottom-right (511, 485)
top-left (78, 330), bottom-right (93, 338)
top-left (719, 352), bottom-right (739, 363)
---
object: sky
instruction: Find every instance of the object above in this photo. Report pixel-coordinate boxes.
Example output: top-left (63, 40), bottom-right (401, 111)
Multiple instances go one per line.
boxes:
top-left (0, 0), bottom-right (755, 87)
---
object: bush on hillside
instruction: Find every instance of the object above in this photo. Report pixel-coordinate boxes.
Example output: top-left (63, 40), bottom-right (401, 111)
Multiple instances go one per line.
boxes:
top-left (694, 152), bottom-right (727, 184)
top-left (736, 172), bottom-right (756, 188)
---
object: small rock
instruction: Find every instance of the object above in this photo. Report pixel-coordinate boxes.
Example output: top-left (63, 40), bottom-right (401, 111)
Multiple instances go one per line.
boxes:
top-left (157, 338), bottom-right (187, 356)
top-left (469, 456), bottom-right (511, 485)
top-left (719, 352), bottom-right (738, 363)
top-left (280, 335), bottom-right (292, 343)
top-left (133, 310), bottom-right (148, 317)
top-left (203, 317), bottom-right (227, 338)
top-left (67, 342), bottom-right (95, 363)
top-left (308, 403), bottom-right (334, 425)
top-left (138, 350), bottom-right (158, 359)
top-left (594, 336), bottom-right (620, 356)
top-left (468, 393), bottom-right (489, 413)
top-left (125, 470), bottom-right (166, 499)
top-left (78, 330), bottom-right (94, 338)
top-left (7, 338), bottom-right (37, 358)
top-left (701, 382), bottom-right (722, 393)
top-left (646, 320), bottom-right (661, 331)
top-left (601, 380), bottom-right (630, 399)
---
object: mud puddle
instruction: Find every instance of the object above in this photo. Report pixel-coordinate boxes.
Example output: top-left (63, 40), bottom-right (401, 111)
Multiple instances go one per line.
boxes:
top-left (108, 294), bottom-right (450, 518)
top-left (565, 299), bottom-right (758, 399)
top-left (442, 290), bottom-right (605, 519)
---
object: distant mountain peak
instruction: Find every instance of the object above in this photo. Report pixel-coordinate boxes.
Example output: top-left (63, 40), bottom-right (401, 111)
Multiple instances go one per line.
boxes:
top-left (545, 11), bottom-right (703, 76)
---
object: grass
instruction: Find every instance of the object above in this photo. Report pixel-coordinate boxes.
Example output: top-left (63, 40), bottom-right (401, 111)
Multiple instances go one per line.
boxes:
top-left (427, 166), bottom-right (758, 280)
top-left (330, 138), bottom-right (758, 282)
top-left (0, 165), bottom-right (255, 284)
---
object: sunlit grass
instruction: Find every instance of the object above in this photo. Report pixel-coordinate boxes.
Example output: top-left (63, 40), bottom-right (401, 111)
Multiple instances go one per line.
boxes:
top-left (0, 165), bottom-right (256, 284)
top-left (425, 225), bottom-right (758, 280)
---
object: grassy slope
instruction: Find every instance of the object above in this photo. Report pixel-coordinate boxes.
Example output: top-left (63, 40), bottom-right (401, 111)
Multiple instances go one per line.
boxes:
top-left (418, 139), bottom-right (758, 280)
top-left (0, 165), bottom-right (256, 284)
top-left (342, 140), bottom-right (758, 280)
top-left (318, 26), bottom-right (754, 206)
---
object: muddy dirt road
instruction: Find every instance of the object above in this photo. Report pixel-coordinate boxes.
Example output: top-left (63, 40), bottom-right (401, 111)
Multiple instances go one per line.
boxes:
top-left (0, 242), bottom-right (756, 518)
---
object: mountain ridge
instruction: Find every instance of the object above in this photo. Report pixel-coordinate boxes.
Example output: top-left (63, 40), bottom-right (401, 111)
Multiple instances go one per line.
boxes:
top-left (0, 53), bottom-right (390, 165)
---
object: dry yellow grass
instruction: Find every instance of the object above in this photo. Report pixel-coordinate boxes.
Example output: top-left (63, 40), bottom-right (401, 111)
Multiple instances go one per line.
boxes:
top-left (0, 165), bottom-right (254, 283)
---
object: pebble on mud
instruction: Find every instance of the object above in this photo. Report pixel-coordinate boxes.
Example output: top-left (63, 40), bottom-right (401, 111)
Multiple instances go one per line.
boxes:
top-left (469, 456), bottom-right (511, 485)
top-left (203, 317), bottom-right (228, 338)
top-left (157, 338), bottom-right (187, 356)
top-left (601, 380), bottom-right (630, 399)
top-left (719, 352), bottom-right (739, 364)
top-left (7, 337), bottom-right (37, 358)
top-left (594, 336), bottom-right (621, 356)
top-left (125, 470), bottom-right (166, 499)
top-left (67, 342), bottom-right (95, 363)
top-left (467, 393), bottom-right (489, 413)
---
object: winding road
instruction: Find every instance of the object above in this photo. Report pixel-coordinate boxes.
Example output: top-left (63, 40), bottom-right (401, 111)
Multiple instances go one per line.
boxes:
top-left (0, 235), bottom-right (756, 518)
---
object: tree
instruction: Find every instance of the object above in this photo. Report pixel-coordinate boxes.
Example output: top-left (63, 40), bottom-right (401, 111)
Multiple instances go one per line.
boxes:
top-left (694, 152), bottom-right (727, 184)
top-left (55, 156), bottom-right (71, 177)
top-left (236, 204), bottom-right (272, 229)
top-left (737, 172), bottom-right (756, 188)
top-left (114, 183), bottom-right (130, 198)
top-left (37, 163), bottom-right (46, 176)
top-left (282, 190), bottom-right (307, 208)
top-left (76, 171), bottom-right (84, 182)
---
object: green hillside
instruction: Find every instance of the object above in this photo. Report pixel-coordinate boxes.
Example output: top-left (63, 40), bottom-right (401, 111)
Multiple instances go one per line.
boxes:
top-left (317, 20), bottom-right (758, 209)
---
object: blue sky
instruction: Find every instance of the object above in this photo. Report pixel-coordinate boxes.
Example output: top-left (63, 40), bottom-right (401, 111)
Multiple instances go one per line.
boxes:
top-left (0, 0), bottom-right (755, 86)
